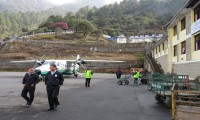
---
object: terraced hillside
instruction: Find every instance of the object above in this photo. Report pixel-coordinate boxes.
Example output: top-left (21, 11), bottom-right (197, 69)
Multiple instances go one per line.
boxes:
top-left (0, 35), bottom-right (146, 72)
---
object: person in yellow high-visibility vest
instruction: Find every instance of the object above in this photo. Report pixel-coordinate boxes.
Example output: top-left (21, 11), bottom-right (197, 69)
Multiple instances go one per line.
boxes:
top-left (85, 68), bottom-right (93, 88)
top-left (133, 69), bottom-right (140, 85)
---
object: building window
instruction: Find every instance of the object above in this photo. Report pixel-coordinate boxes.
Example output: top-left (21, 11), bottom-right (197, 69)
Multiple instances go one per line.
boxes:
top-left (173, 25), bottom-right (177, 36)
top-left (158, 46), bottom-right (160, 53)
top-left (174, 45), bottom-right (177, 56)
top-left (155, 48), bottom-right (157, 54)
top-left (194, 4), bottom-right (200, 21)
top-left (162, 43), bottom-right (165, 50)
top-left (181, 18), bottom-right (186, 31)
top-left (181, 41), bottom-right (186, 54)
top-left (195, 34), bottom-right (200, 51)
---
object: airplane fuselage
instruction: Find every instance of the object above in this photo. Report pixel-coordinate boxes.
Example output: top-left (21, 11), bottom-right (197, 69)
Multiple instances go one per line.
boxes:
top-left (34, 60), bottom-right (79, 77)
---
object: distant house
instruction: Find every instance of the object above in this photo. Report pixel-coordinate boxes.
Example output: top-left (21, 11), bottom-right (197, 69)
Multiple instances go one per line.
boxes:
top-left (54, 22), bottom-right (69, 30)
top-left (47, 22), bottom-right (69, 30)
top-left (103, 34), bottom-right (111, 39)
top-left (117, 35), bottom-right (127, 43)
top-left (129, 34), bottom-right (163, 43)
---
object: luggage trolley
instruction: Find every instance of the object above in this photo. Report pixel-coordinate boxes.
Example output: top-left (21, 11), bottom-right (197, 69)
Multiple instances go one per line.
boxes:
top-left (148, 74), bottom-right (190, 107)
top-left (117, 74), bottom-right (132, 85)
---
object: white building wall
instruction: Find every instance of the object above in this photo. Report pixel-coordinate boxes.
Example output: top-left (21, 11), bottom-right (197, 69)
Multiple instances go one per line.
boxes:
top-left (117, 35), bottom-right (127, 43)
top-left (117, 38), bottom-right (127, 43)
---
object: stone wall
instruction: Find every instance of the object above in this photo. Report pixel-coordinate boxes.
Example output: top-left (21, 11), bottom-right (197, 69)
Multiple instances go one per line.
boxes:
top-left (174, 61), bottom-right (200, 79)
top-left (155, 55), bottom-right (168, 73)
top-left (144, 58), bottom-right (153, 73)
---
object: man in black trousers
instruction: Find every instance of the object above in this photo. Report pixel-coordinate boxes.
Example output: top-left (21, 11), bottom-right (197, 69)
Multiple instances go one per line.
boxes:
top-left (21, 67), bottom-right (39, 108)
top-left (116, 68), bottom-right (123, 79)
top-left (45, 64), bottom-right (64, 111)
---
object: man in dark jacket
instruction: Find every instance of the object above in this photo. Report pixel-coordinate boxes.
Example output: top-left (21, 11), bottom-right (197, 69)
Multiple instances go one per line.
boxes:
top-left (45, 64), bottom-right (64, 111)
top-left (116, 68), bottom-right (123, 79)
top-left (21, 67), bottom-right (39, 107)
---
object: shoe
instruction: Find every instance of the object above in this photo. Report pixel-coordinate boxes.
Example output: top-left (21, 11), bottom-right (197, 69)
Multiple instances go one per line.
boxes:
top-left (54, 104), bottom-right (57, 109)
top-left (57, 101), bottom-right (60, 105)
top-left (48, 108), bottom-right (54, 111)
top-left (25, 104), bottom-right (31, 108)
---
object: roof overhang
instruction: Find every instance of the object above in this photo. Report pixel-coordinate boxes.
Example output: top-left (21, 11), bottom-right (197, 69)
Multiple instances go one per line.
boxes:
top-left (149, 36), bottom-right (167, 50)
top-left (186, 0), bottom-right (199, 8)
top-left (164, 0), bottom-right (200, 29)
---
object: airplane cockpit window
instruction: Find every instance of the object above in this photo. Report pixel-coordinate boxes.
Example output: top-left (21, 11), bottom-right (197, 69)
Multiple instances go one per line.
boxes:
top-left (41, 60), bottom-right (45, 64)
top-left (43, 61), bottom-right (50, 65)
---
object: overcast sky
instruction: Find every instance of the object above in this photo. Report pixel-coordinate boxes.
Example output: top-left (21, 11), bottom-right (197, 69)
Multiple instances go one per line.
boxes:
top-left (47, 0), bottom-right (124, 5)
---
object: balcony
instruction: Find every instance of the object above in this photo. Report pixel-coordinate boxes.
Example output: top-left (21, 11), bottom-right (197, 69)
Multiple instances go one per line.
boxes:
top-left (192, 50), bottom-right (200, 61)
top-left (172, 35), bottom-right (179, 46)
top-left (191, 19), bottom-right (200, 35)
top-left (179, 54), bottom-right (186, 62)
top-left (179, 29), bottom-right (186, 42)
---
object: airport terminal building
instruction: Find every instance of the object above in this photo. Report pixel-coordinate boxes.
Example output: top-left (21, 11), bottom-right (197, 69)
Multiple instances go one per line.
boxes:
top-left (148, 0), bottom-right (200, 79)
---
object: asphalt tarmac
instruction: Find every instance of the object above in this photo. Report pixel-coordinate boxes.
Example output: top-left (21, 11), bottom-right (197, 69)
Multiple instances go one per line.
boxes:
top-left (0, 72), bottom-right (171, 120)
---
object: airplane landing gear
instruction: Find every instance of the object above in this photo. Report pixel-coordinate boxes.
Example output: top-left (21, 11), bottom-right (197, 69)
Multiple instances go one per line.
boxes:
top-left (40, 76), bottom-right (45, 81)
top-left (74, 74), bottom-right (78, 78)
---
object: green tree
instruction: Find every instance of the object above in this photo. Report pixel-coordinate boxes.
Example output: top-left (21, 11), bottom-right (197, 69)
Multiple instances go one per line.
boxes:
top-left (76, 20), bottom-right (96, 36)
top-left (75, 6), bottom-right (90, 19)
top-left (22, 27), bottom-right (29, 32)
top-left (0, 13), bottom-right (6, 26)
top-left (65, 12), bottom-right (76, 19)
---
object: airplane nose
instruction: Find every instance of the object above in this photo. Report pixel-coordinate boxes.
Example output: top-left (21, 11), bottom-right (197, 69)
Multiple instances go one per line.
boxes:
top-left (34, 69), bottom-right (41, 75)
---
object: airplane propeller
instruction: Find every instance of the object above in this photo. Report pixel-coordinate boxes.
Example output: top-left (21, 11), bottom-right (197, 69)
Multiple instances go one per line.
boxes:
top-left (71, 55), bottom-right (87, 77)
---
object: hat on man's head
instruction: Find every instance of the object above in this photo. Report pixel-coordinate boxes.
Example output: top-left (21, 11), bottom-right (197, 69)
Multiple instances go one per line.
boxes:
top-left (50, 64), bottom-right (57, 68)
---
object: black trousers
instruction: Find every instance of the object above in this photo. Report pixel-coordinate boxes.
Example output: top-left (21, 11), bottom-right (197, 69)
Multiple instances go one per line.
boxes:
top-left (116, 75), bottom-right (121, 79)
top-left (46, 85), bottom-right (60, 109)
top-left (85, 78), bottom-right (91, 87)
top-left (21, 86), bottom-right (35, 105)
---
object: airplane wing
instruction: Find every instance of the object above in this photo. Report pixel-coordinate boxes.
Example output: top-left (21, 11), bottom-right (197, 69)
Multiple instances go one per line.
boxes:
top-left (65, 60), bottom-right (76, 62)
top-left (83, 60), bottom-right (125, 63)
top-left (11, 60), bottom-right (36, 63)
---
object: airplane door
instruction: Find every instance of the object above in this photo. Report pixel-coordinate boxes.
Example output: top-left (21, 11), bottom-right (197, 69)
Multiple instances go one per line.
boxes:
top-left (65, 61), bottom-right (68, 69)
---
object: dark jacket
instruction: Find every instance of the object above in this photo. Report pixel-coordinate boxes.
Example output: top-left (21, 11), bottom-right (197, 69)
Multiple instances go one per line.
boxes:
top-left (22, 73), bottom-right (39, 86)
top-left (116, 70), bottom-right (123, 76)
top-left (45, 71), bottom-right (64, 86)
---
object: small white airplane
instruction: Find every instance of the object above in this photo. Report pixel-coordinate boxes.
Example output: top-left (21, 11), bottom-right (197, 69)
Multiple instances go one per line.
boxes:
top-left (11, 55), bottom-right (125, 78)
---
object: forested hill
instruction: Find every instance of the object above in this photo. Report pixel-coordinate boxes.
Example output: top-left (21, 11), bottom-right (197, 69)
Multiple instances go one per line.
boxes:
top-left (85, 0), bottom-right (188, 35)
top-left (42, 0), bottom-right (188, 36)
